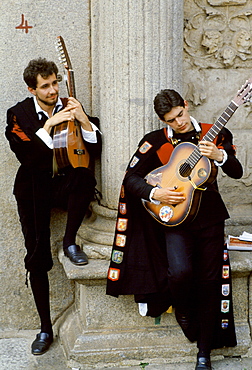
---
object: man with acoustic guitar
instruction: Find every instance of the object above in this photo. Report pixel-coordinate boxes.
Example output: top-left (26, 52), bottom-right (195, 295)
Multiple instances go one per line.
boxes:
top-left (107, 89), bottom-right (243, 369)
top-left (5, 58), bottom-right (101, 355)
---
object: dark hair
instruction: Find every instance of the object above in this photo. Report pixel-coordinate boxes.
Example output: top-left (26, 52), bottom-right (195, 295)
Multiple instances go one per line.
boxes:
top-left (23, 57), bottom-right (58, 89)
top-left (154, 89), bottom-right (185, 120)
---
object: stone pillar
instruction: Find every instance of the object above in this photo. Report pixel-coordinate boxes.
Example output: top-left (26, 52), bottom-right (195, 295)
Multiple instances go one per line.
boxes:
top-left (80, 0), bottom-right (184, 257)
top-left (92, 0), bottom-right (184, 211)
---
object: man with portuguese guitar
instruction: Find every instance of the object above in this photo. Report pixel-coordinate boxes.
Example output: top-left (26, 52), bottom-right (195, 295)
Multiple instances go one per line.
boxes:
top-left (6, 58), bottom-right (101, 355)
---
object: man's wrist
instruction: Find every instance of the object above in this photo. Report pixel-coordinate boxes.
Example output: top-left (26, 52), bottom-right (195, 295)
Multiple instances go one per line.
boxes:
top-left (214, 149), bottom-right (227, 166)
top-left (149, 187), bottom-right (161, 205)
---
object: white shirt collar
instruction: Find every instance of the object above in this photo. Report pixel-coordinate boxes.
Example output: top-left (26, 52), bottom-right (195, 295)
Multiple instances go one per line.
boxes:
top-left (33, 96), bottom-right (63, 119)
top-left (167, 116), bottom-right (201, 138)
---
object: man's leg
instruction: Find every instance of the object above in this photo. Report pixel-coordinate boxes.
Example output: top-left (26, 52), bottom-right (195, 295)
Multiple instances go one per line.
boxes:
top-left (16, 196), bottom-right (53, 355)
top-left (165, 228), bottom-right (197, 342)
top-left (29, 270), bottom-right (53, 355)
top-left (195, 222), bottom-right (224, 366)
top-left (53, 167), bottom-right (96, 265)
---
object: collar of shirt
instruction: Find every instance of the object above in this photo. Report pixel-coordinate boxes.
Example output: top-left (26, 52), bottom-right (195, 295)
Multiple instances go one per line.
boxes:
top-left (166, 116), bottom-right (201, 138)
top-left (33, 96), bottom-right (63, 120)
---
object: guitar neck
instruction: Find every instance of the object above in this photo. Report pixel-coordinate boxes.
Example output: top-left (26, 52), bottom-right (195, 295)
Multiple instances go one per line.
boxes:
top-left (187, 100), bottom-right (238, 168)
top-left (67, 69), bottom-right (76, 98)
top-left (202, 100), bottom-right (238, 142)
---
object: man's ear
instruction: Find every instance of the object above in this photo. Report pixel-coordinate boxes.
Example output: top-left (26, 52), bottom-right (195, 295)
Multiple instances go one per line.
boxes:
top-left (28, 86), bottom-right (36, 96)
top-left (184, 100), bottom-right (189, 109)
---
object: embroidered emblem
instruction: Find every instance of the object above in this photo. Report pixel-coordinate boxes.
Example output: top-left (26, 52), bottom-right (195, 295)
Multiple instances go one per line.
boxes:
top-left (117, 218), bottom-right (128, 232)
top-left (130, 156), bottom-right (139, 168)
top-left (222, 284), bottom-right (230, 296)
top-left (159, 206), bottom-right (174, 223)
top-left (112, 250), bottom-right (124, 264)
top-left (119, 203), bottom-right (127, 215)
top-left (139, 141), bottom-right (152, 154)
top-left (221, 319), bottom-right (229, 329)
top-left (223, 250), bottom-right (228, 261)
top-left (120, 185), bottom-right (125, 198)
top-left (108, 267), bottom-right (120, 281)
top-left (221, 300), bottom-right (230, 313)
top-left (115, 234), bottom-right (126, 247)
top-left (222, 265), bottom-right (230, 279)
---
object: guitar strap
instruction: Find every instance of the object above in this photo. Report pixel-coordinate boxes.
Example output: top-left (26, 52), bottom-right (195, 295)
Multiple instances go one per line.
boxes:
top-left (157, 123), bottom-right (217, 165)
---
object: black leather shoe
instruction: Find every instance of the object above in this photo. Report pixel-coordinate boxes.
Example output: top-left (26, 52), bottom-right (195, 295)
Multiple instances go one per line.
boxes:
top-left (64, 244), bottom-right (88, 265)
top-left (31, 332), bottom-right (53, 355)
top-left (195, 357), bottom-right (212, 369)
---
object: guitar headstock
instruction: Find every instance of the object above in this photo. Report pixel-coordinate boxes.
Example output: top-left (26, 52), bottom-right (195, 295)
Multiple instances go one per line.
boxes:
top-left (55, 36), bottom-right (72, 70)
top-left (233, 77), bottom-right (252, 106)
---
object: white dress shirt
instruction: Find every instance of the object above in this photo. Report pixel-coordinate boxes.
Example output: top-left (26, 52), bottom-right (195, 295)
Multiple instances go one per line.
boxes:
top-left (34, 96), bottom-right (100, 149)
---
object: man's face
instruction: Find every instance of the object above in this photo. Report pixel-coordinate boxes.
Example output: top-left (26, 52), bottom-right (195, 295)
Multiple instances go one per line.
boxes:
top-left (162, 101), bottom-right (193, 134)
top-left (28, 73), bottom-right (59, 107)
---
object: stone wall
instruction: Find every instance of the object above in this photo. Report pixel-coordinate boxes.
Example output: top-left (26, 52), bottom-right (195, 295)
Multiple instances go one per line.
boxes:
top-left (183, 0), bottom-right (252, 229)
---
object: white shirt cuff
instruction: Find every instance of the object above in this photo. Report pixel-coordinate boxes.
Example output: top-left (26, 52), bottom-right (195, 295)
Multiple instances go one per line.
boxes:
top-left (36, 128), bottom-right (53, 149)
top-left (149, 187), bottom-right (161, 205)
top-left (81, 122), bottom-right (100, 143)
top-left (138, 303), bottom-right (148, 316)
top-left (214, 149), bottom-right (228, 166)
top-left (36, 122), bottom-right (100, 149)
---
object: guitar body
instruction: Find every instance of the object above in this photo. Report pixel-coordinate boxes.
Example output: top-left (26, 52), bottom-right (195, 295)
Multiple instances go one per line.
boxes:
top-left (142, 142), bottom-right (217, 226)
top-left (53, 120), bottom-right (90, 169)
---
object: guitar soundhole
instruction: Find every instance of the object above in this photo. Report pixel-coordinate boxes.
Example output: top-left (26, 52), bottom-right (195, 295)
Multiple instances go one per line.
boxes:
top-left (179, 162), bottom-right (192, 177)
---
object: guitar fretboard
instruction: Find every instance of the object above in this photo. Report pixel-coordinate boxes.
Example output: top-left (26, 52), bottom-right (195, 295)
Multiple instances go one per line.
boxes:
top-left (185, 100), bottom-right (238, 170)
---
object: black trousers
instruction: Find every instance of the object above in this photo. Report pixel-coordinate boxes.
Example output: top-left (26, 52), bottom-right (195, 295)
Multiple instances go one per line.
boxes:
top-left (165, 222), bottom-right (224, 352)
top-left (16, 166), bottom-right (96, 273)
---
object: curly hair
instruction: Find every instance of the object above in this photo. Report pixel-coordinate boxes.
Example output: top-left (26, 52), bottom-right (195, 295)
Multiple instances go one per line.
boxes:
top-left (154, 89), bottom-right (185, 120)
top-left (23, 57), bottom-right (58, 89)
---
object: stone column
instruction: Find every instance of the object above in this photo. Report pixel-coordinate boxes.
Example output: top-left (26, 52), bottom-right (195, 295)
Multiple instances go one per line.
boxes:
top-left (92, 0), bottom-right (184, 210)
top-left (80, 0), bottom-right (184, 256)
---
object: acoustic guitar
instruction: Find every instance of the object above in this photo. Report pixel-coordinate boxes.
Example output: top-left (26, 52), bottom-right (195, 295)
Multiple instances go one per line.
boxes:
top-left (53, 36), bottom-right (90, 169)
top-left (142, 78), bottom-right (252, 226)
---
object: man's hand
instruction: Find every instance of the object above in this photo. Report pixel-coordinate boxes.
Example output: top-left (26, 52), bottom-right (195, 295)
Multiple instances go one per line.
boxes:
top-left (153, 186), bottom-right (186, 205)
top-left (43, 105), bottom-right (75, 134)
top-left (67, 97), bottom-right (93, 131)
top-left (199, 140), bottom-right (224, 162)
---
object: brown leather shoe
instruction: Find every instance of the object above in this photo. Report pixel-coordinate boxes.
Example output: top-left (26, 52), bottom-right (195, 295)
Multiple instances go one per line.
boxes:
top-left (64, 244), bottom-right (88, 265)
top-left (31, 332), bottom-right (53, 355)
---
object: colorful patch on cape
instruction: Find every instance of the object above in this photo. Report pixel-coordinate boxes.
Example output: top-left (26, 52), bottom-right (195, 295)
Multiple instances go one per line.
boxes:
top-left (108, 267), bottom-right (120, 281)
top-left (223, 250), bottom-right (228, 261)
top-left (221, 319), bottom-right (229, 329)
top-left (115, 234), bottom-right (126, 247)
top-left (120, 185), bottom-right (125, 198)
top-left (112, 250), bottom-right (124, 264)
top-left (221, 300), bottom-right (230, 313)
top-left (130, 156), bottom-right (139, 168)
top-left (139, 141), bottom-right (152, 154)
top-left (222, 284), bottom-right (230, 296)
top-left (119, 203), bottom-right (127, 215)
top-left (222, 265), bottom-right (230, 279)
top-left (117, 218), bottom-right (128, 232)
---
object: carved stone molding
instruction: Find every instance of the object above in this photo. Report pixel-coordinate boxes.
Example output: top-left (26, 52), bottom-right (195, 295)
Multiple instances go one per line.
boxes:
top-left (184, 0), bottom-right (252, 67)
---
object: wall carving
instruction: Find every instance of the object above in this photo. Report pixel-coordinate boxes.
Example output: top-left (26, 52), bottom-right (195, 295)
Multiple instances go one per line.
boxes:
top-left (184, 0), bottom-right (252, 68)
